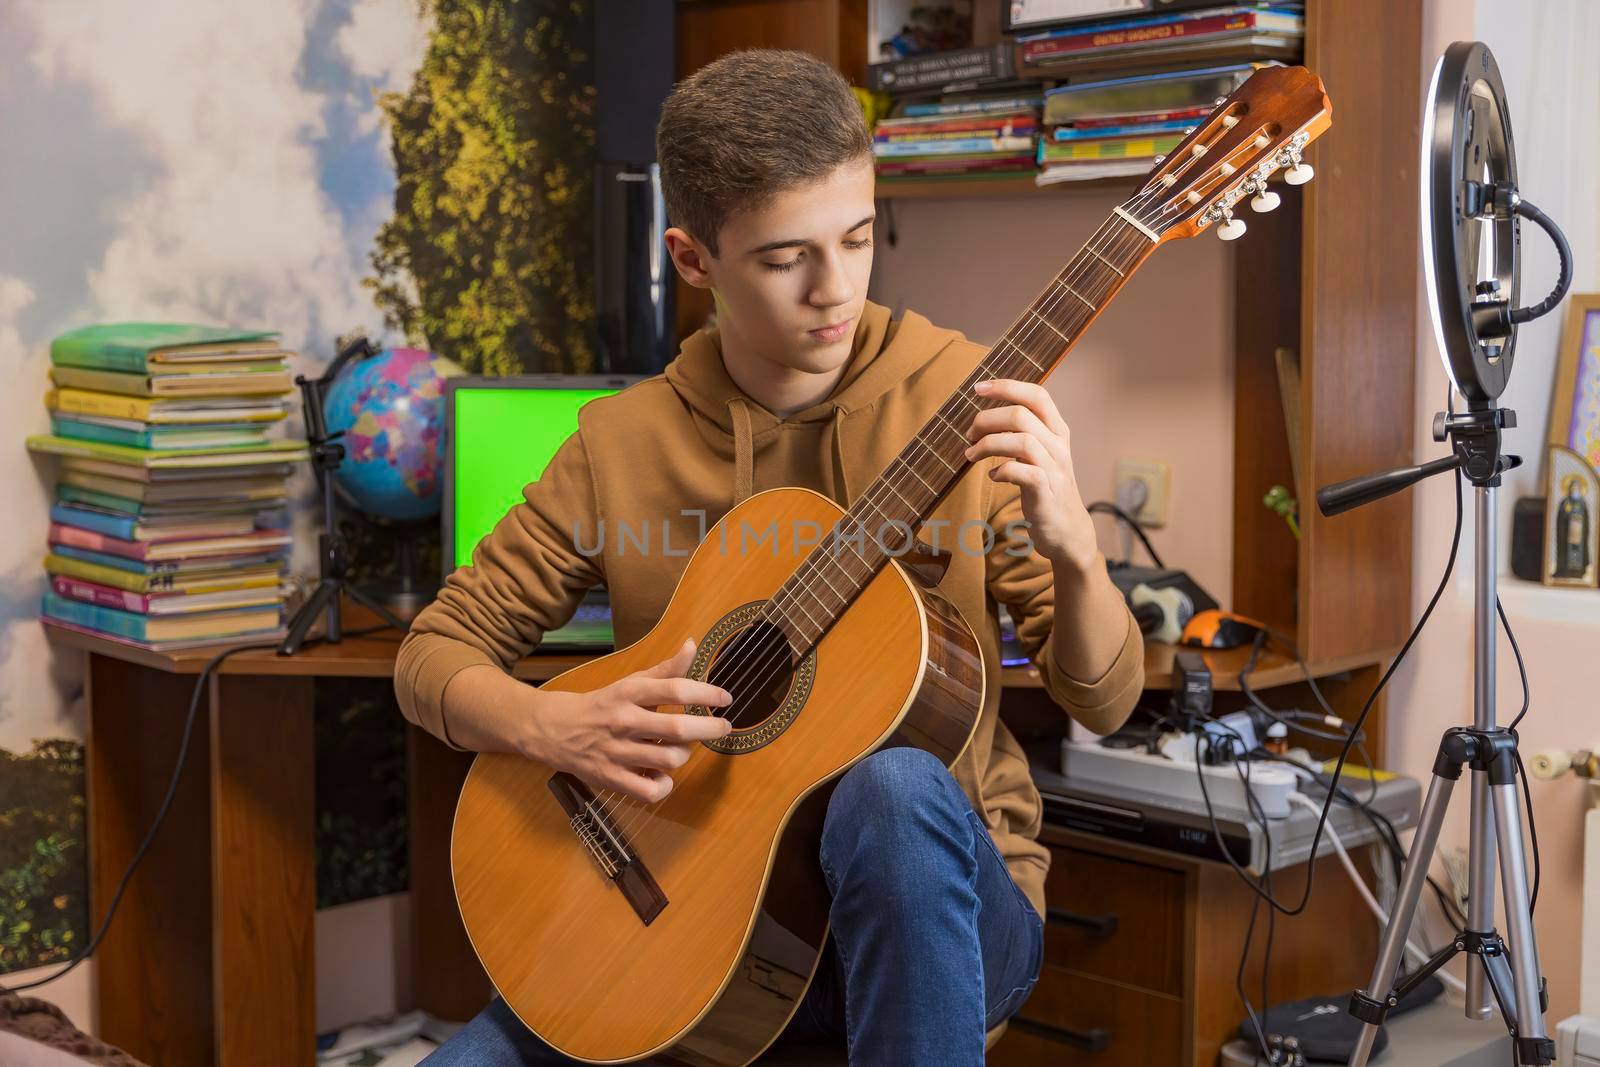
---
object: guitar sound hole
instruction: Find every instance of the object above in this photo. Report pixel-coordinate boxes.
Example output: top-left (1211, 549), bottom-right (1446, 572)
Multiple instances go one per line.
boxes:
top-left (705, 620), bottom-right (795, 731)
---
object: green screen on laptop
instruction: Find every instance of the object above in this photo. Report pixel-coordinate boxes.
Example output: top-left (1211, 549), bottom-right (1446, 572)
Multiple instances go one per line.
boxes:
top-left (449, 381), bottom-right (626, 571)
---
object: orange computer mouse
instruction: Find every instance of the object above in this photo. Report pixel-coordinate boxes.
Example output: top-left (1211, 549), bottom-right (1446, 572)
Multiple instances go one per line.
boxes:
top-left (1179, 609), bottom-right (1267, 650)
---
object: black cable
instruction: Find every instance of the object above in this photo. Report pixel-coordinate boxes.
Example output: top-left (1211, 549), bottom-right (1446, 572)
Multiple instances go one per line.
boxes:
top-left (1509, 197), bottom-right (1573, 324)
top-left (0, 621), bottom-right (399, 997)
top-left (1088, 500), bottom-right (1166, 568)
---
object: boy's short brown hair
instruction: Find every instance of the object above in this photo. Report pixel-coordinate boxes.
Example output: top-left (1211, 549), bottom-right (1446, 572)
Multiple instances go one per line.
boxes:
top-left (656, 49), bottom-right (872, 257)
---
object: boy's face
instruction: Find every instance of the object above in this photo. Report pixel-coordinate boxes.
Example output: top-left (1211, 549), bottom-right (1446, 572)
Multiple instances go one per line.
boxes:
top-left (666, 156), bottom-right (876, 376)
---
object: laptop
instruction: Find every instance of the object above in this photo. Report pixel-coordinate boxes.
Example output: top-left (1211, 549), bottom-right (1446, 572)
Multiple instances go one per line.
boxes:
top-left (442, 374), bottom-right (645, 651)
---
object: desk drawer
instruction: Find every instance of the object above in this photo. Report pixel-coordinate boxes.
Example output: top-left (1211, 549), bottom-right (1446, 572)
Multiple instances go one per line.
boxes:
top-left (1042, 846), bottom-right (1184, 996)
top-left (988, 965), bottom-right (1182, 1066)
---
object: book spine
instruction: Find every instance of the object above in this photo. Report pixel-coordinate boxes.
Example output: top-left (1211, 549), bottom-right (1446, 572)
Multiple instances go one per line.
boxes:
top-left (50, 576), bottom-right (149, 612)
top-left (49, 523), bottom-right (149, 560)
top-left (876, 120), bottom-right (1037, 142)
top-left (41, 592), bottom-right (149, 641)
top-left (45, 553), bottom-right (149, 592)
top-left (58, 485), bottom-right (141, 513)
top-left (868, 43), bottom-right (1014, 93)
top-left (51, 417), bottom-right (153, 449)
top-left (900, 95), bottom-right (1042, 117)
top-left (874, 136), bottom-right (1034, 157)
top-left (1023, 13), bottom-right (1260, 59)
top-left (49, 340), bottom-right (151, 374)
top-left (48, 389), bottom-right (154, 420)
top-left (50, 503), bottom-right (139, 541)
top-left (1051, 118), bottom-right (1201, 139)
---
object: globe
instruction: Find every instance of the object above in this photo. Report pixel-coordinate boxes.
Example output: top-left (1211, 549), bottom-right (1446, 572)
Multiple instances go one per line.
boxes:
top-left (324, 346), bottom-right (462, 522)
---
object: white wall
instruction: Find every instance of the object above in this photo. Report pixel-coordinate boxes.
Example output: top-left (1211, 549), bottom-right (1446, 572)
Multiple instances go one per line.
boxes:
top-left (1387, 0), bottom-right (1600, 1026)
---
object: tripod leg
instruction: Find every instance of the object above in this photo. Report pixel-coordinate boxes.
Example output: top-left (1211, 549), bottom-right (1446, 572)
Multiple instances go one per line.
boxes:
top-left (1348, 770), bottom-right (1457, 1067)
top-left (1491, 778), bottom-right (1553, 1063)
top-left (1466, 769), bottom-right (1497, 1018)
top-left (344, 583), bottom-right (414, 636)
top-left (280, 580), bottom-right (339, 656)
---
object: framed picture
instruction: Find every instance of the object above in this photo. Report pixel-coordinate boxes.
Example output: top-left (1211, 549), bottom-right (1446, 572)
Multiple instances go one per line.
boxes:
top-left (1547, 293), bottom-right (1600, 469)
top-left (1542, 443), bottom-right (1599, 587)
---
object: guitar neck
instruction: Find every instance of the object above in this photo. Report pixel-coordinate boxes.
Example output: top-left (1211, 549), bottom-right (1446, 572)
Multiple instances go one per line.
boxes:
top-left (766, 210), bottom-right (1160, 655)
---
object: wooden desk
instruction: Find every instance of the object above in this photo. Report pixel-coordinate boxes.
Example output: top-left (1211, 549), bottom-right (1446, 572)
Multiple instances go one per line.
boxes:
top-left (45, 617), bottom-right (1388, 1066)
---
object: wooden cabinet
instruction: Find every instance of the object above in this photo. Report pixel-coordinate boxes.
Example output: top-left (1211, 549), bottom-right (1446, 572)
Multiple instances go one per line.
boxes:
top-left (988, 833), bottom-right (1381, 1067)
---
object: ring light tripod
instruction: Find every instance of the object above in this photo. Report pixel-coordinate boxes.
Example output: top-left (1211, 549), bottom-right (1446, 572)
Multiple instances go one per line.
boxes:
top-left (1316, 42), bottom-right (1573, 1066)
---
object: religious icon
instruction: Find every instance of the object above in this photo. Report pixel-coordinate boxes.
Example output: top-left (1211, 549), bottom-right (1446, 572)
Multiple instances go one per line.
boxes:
top-left (1543, 444), bottom-right (1600, 587)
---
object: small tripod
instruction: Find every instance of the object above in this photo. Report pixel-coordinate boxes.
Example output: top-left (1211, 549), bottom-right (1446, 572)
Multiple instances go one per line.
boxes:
top-left (279, 334), bottom-right (410, 656)
top-left (1319, 405), bottom-right (1551, 1066)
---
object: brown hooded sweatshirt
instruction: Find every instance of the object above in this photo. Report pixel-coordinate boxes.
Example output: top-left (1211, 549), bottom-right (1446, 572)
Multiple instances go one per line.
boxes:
top-left (394, 298), bottom-right (1144, 919)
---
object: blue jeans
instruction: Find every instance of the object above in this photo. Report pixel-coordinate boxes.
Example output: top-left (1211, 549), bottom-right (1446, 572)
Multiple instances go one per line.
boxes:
top-left (422, 747), bottom-right (1045, 1066)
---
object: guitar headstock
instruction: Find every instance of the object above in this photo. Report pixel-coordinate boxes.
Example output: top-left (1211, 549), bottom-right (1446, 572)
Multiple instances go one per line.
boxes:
top-left (1123, 65), bottom-right (1332, 244)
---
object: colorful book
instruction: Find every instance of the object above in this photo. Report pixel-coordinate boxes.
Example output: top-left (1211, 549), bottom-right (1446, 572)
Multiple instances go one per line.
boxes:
top-left (1019, 7), bottom-right (1303, 60)
top-left (27, 434), bottom-right (309, 468)
top-left (45, 551), bottom-right (283, 591)
top-left (1038, 133), bottom-right (1184, 162)
top-left (47, 388), bottom-right (290, 424)
top-left (49, 365), bottom-right (294, 398)
top-left (41, 614), bottom-right (289, 654)
top-left (1051, 117), bottom-right (1203, 140)
top-left (48, 523), bottom-right (292, 562)
top-left (1042, 62), bottom-right (1271, 124)
top-left (50, 415), bottom-right (267, 451)
top-left (56, 484), bottom-right (277, 518)
top-left (57, 457), bottom-right (298, 483)
top-left (41, 592), bottom-right (283, 644)
top-left (50, 547), bottom-right (286, 579)
top-left (49, 575), bottom-right (284, 615)
top-left (50, 323), bottom-right (283, 373)
top-left (58, 469), bottom-right (288, 503)
top-left (873, 136), bottom-right (1034, 157)
top-left (900, 94), bottom-right (1043, 118)
top-left (49, 502), bottom-right (258, 543)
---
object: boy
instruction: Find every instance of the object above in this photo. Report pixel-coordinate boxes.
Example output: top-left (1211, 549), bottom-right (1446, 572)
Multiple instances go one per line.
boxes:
top-left (400, 48), bottom-right (1142, 1065)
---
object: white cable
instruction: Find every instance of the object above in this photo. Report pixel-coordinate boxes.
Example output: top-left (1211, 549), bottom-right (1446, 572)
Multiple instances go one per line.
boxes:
top-left (1287, 792), bottom-right (1467, 997)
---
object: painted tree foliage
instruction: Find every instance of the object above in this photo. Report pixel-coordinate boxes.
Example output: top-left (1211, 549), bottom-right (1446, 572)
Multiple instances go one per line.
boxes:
top-left (0, 740), bottom-right (86, 973)
top-left (369, 0), bottom-right (597, 374)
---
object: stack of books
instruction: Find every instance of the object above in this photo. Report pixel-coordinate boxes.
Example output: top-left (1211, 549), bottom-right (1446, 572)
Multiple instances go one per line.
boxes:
top-left (26, 323), bottom-right (310, 652)
top-left (873, 99), bottom-right (1041, 186)
top-left (1037, 62), bottom-right (1270, 185)
top-left (1017, 4), bottom-right (1303, 80)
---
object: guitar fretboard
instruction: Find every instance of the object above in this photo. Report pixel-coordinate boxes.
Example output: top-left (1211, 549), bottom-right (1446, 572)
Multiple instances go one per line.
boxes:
top-left (763, 212), bottom-right (1160, 657)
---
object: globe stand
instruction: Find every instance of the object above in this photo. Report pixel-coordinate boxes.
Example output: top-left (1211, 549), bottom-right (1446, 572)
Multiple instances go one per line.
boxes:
top-left (346, 515), bottom-right (439, 620)
top-left (279, 334), bottom-right (411, 657)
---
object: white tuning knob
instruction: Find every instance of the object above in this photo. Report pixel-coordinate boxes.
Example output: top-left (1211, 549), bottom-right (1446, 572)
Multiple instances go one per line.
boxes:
top-left (1217, 216), bottom-right (1247, 241)
top-left (1284, 162), bottom-right (1314, 185)
top-left (1250, 189), bottom-right (1281, 213)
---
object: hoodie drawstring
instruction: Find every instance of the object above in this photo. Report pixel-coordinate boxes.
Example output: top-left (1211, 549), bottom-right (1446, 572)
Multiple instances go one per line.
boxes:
top-left (729, 396), bottom-right (753, 507)
top-left (832, 408), bottom-right (852, 508)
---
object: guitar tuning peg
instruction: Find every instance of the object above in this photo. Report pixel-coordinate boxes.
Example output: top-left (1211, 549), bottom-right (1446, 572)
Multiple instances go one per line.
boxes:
top-left (1250, 189), bottom-right (1281, 213)
top-left (1217, 215), bottom-right (1247, 241)
top-left (1284, 162), bottom-right (1314, 185)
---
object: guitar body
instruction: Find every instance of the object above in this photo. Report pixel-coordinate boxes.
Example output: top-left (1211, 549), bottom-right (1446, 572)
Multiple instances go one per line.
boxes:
top-left (451, 486), bottom-right (986, 1065)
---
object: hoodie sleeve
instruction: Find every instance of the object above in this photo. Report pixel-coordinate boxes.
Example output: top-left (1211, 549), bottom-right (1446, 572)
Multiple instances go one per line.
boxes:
top-left (394, 427), bottom-right (605, 749)
top-left (983, 469), bottom-right (1144, 736)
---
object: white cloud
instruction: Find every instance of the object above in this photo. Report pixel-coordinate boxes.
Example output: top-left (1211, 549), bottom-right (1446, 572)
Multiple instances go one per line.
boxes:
top-left (16, 0), bottom-right (379, 348)
top-left (340, 0), bottom-right (433, 137)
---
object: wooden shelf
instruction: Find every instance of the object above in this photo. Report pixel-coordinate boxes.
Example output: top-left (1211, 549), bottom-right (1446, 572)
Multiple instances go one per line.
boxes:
top-left (1000, 637), bottom-right (1382, 692)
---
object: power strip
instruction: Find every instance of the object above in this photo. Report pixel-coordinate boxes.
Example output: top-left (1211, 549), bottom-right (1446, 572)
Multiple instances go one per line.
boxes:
top-left (1061, 740), bottom-right (1299, 818)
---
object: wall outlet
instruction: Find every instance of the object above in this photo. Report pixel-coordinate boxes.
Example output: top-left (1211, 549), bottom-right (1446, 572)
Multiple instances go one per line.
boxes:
top-left (1114, 459), bottom-right (1171, 527)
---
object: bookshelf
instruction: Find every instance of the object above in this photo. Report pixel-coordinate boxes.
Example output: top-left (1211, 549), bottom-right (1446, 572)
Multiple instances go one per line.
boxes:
top-left (674, 3), bottom-right (1424, 1064)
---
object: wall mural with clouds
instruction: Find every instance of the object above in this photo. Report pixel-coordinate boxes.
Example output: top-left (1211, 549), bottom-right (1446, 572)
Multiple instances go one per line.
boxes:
top-left (0, 0), bottom-right (594, 973)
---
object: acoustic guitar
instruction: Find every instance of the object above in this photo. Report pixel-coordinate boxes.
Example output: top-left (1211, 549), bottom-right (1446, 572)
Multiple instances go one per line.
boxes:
top-left (450, 64), bottom-right (1332, 1066)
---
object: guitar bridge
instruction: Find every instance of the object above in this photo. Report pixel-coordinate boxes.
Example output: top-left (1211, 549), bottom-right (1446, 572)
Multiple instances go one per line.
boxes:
top-left (547, 772), bottom-right (668, 925)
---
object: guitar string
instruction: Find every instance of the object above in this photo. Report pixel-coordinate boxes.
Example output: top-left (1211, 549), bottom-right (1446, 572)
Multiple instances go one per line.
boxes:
top-left (594, 191), bottom-right (1196, 838)
top-left (693, 127), bottom-right (1281, 737)
top-left (596, 192), bottom-right (1204, 842)
top-left (589, 220), bottom-right (1156, 841)
top-left (595, 210), bottom-right (1175, 840)
top-left (594, 108), bottom-right (1289, 832)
